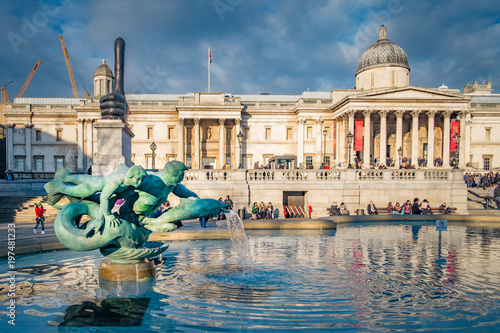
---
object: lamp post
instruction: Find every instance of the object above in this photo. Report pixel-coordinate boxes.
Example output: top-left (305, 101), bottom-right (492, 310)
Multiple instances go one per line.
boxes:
top-left (398, 146), bottom-right (403, 168)
top-left (322, 129), bottom-right (327, 166)
top-left (150, 141), bottom-right (157, 170)
top-left (347, 131), bottom-right (353, 168)
top-left (453, 132), bottom-right (460, 169)
top-left (237, 131), bottom-right (244, 169)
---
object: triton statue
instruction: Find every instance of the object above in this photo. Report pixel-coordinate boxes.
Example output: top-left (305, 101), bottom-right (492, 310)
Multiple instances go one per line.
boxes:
top-left (45, 161), bottom-right (230, 263)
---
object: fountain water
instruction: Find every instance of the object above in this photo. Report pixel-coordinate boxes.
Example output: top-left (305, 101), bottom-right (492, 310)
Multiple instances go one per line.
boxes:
top-left (225, 210), bottom-right (253, 267)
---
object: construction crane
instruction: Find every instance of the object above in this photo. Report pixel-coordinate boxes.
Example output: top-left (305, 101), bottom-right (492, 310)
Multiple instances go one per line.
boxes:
top-left (16, 60), bottom-right (42, 98)
top-left (1, 60), bottom-right (42, 103)
top-left (59, 35), bottom-right (79, 98)
top-left (1, 85), bottom-right (10, 103)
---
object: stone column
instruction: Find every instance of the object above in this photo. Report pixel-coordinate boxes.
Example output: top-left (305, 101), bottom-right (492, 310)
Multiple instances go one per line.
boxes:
top-left (297, 118), bottom-right (305, 168)
top-left (442, 110), bottom-right (452, 168)
top-left (218, 118), bottom-right (225, 169)
top-left (335, 117), bottom-right (341, 166)
top-left (77, 119), bottom-right (85, 171)
top-left (86, 119), bottom-right (94, 169)
top-left (177, 118), bottom-right (185, 163)
top-left (395, 110), bottom-right (404, 168)
top-left (316, 118), bottom-right (323, 165)
top-left (379, 110), bottom-right (388, 166)
top-left (426, 110), bottom-right (436, 168)
top-left (459, 110), bottom-right (467, 168)
top-left (363, 110), bottom-right (372, 167)
top-left (235, 118), bottom-right (241, 169)
top-left (465, 112), bottom-right (472, 168)
top-left (410, 110), bottom-right (421, 167)
top-left (6, 124), bottom-right (14, 171)
top-left (194, 118), bottom-right (200, 169)
top-left (25, 124), bottom-right (32, 172)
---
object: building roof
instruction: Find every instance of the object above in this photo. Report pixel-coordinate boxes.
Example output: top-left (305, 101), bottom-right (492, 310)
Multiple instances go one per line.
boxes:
top-left (470, 95), bottom-right (500, 104)
top-left (356, 25), bottom-right (410, 76)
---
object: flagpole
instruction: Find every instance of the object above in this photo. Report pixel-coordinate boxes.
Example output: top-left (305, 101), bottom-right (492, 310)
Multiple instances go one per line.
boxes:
top-left (208, 47), bottom-right (211, 93)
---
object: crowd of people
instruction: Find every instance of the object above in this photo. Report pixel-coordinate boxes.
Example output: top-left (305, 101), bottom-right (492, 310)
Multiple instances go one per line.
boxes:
top-left (463, 171), bottom-right (500, 189)
top-left (251, 201), bottom-right (275, 219)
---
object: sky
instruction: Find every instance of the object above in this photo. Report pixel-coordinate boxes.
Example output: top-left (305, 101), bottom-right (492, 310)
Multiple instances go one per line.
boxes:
top-left (1, 0), bottom-right (499, 98)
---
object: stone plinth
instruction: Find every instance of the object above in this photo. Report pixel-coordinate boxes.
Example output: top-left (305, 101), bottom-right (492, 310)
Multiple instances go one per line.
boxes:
top-left (92, 119), bottom-right (134, 176)
top-left (99, 259), bottom-right (156, 282)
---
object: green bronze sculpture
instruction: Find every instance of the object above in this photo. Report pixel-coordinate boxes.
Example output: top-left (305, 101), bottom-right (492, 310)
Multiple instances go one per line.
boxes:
top-left (44, 161), bottom-right (230, 263)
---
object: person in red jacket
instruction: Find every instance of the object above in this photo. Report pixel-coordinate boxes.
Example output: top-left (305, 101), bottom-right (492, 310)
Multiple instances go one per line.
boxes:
top-left (34, 201), bottom-right (46, 234)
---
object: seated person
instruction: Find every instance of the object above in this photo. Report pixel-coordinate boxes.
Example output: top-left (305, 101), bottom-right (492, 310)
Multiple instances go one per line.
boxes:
top-left (329, 201), bottom-right (340, 216)
top-left (367, 201), bottom-right (378, 215)
top-left (387, 202), bottom-right (393, 214)
top-left (439, 202), bottom-right (451, 214)
top-left (339, 202), bottom-right (350, 215)
top-left (266, 202), bottom-right (274, 219)
top-left (420, 199), bottom-right (432, 215)
top-left (402, 200), bottom-right (412, 215)
top-left (251, 202), bottom-right (259, 219)
top-left (412, 198), bottom-right (422, 215)
top-left (259, 201), bottom-right (266, 219)
top-left (392, 202), bottom-right (402, 215)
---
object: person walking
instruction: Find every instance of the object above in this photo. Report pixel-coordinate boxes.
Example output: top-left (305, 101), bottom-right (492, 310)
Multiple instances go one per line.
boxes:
top-left (34, 201), bottom-right (46, 234)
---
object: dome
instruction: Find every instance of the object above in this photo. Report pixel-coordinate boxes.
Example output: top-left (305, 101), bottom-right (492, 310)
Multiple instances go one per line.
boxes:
top-left (356, 25), bottom-right (410, 76)
top-left (94, 59), bottom-right (113, 77)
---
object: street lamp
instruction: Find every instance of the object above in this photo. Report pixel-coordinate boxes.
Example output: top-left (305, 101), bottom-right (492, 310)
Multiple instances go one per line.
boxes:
top-left (398, 146), bottom-right (403, 168)
top-left (322, 129), bottom-right (327, 166)
top-left (347, 131), bottom-right (354, 168)
top-left (150, 141), bottom-right (157, 170)
top-left (453, 132), bottom-right (460, 169)
top-left (237, 131), bottom-right (244, 169)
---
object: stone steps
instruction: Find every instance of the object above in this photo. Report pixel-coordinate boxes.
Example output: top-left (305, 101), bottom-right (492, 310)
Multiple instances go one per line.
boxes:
top-left (0, 196), bottom-right (65, 223)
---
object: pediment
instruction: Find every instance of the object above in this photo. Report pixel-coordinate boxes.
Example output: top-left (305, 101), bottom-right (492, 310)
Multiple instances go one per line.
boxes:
top-left (353, 86), bottom-right (469, 101)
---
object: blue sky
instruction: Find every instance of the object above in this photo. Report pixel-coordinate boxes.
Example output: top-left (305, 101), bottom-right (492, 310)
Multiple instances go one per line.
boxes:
top-left (1, 0), bottom-right (499, 98)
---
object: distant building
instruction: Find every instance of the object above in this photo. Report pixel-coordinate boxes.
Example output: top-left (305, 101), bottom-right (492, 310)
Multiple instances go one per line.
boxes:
top-left (3, 26), bottom-right (499, 177)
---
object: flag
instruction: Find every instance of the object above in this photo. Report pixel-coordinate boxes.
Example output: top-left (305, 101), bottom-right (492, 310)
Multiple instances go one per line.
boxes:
top-left (209, 48), bottom-right (212, 63)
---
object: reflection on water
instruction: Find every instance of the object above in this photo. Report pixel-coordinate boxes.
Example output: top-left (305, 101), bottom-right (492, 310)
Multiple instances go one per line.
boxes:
top-left (0, 223), bottom-right (500, 331)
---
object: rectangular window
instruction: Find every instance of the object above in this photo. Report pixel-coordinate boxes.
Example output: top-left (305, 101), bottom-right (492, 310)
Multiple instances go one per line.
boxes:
top-left (15, 157), bottom-right (25, 171)
top-left (202, 157), bottom-right (216, 169)
top-left (35, 130), bottom-right (42, 142)
top-left (55, 157), bottom-right (64, 171)
top-left (486, 128), bottom-right (491, 141)
top-left (147, 127), bottom-right (153, 140)
top-left (186, 156), bottom-right (192, 169)
top-left (168, 127), bottom-right (174, 140)
top-left (324, 156), bottom-right (331, 166)
top-left (286, 128), bottom-right (292, 140)
top-left (245, 127), bottom-right (250, 140)
top-left (265, 128), bottom-right (271, 140)
top-left (243, 156), bottom-right (250, 169)
top-left (56, 129), bottom-right (62, 141)
top-left (34, 157), bottom-right (43, 172)
top-left (146, 155), bottom-right (153, 169)
top-left (307, 126), bottom-right (312, 139)
top-left (484, 156), bottom-right (491, 170)
top-left (167, 155), bottom-right (175, 163)
top-left (306, 155), bottom-right (313, 167)
top-left (131, 154), bottom-right (136, 163)
top-left (225, 156), bottom-right (231, 168)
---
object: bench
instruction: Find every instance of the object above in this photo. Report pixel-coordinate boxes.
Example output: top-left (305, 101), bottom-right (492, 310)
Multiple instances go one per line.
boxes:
top-left (329, 207), bottom-right (457, 215)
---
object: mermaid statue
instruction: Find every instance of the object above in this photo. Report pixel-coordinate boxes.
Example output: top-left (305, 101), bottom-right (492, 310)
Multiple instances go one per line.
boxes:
top-left (44, 161), bottom-right (230, 263)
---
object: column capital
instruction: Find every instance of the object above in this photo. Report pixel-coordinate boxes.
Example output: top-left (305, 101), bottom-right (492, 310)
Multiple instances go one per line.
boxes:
top-left (24, 123), bottom-right (34, 129)
top-left (363, 109), bottom-right (373, 118)
top-left (297, 117), bottom-right (305, 124)
top-left (426, 110), bottom-right (437, 117)
top-left (234, 118), bottom-right (241, 125)
top-left (346, 109), bottom-right (356, 118)
top-left (77, 118), bottom-right (85, 124)
top-left (194, 118), bottom-right (200, 125)
top-left (378, 109), bottom-right (389, 118)
top-left (6, 123), bottom-right (16, 128)
top-left (177, 117), bottom-right (185, 125)
top-left (394, 110), bottom-right (405, 118)
top-left (442, 109), bottom-right (453, 118)
top-left (218, 118), bottom-right (226, 126)
top-left (410, 109), bottom-right (421, 118)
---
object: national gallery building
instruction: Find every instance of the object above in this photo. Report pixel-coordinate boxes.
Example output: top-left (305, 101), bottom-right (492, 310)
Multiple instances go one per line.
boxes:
top-left (3, 26), bottom-right (500, 177)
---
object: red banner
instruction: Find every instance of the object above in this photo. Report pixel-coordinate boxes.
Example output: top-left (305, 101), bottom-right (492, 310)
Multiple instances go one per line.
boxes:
top-left (450, 121), bottom-right (460, 152)
top-left (355, 120), bottom-right (363, 152)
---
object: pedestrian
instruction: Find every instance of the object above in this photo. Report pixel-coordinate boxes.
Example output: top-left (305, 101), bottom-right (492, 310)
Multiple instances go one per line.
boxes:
top-left (367, 200), bottom-right (378, 215)
top-left (224, 195), bottom-right (233, 209)
top-left (5, 170), bottom-right (14, 181)
top-left (34, 201), bottom-right (46, 234)
top-left (199, 216), bottom-right (207, 228)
